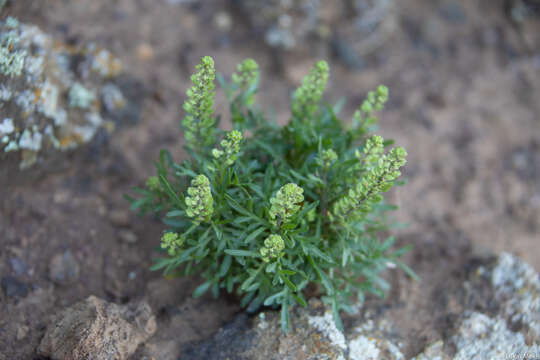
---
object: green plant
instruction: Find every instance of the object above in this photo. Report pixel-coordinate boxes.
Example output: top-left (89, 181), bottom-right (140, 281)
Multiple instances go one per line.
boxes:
top-left (129, 56), bottom-right (413, 332)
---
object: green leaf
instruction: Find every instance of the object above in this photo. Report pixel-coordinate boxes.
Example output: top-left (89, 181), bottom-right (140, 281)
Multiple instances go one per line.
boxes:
top-left (331, 297), bottom-right (344, 332)
top-left (149, 257), bottom-right (176, 272)
top-left (279, 273), bottom-right (297, 292)
top-left (240, 266), bottom-right (263, 291)
top-left (218, 255), bottom-right (232, 277)
top-left (166, 210), bottom-right (183, 217)
top-left (281, 298), bottom-right (290, 333)
top-left (159, 175), bottom-right (183, 208)
top-left (292, 293), bottom-right (307, 307)
top-left (280, 269), bottom-right (296, 276)
top-left (395, 260), bottom-right (419, 281)
top-left (308, 255), bottom-right (334, 296)
top-left (263, 289), bottom-right (285, 306)
top-left (307, 245), bottom-right (335, 265)
top-left (244, 227), bottom-right (266, 244)
top-left (225, 249), bottom-right (259, 257)
top-left (193, 281), bottom-right (212, 298)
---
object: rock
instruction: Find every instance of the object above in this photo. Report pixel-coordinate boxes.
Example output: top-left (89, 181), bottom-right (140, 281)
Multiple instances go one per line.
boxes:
top-left (48, 250), bottom-right (80, 286)
top-left (235, 0), bottom-right (396, 57)
top-left (118, 229), bottom-right (138, 243)
top-left (183, 300), bottom-right (349, 360)
top-left (453, 312), bottom-right (538, 360)
top-left (1, 275), bottom-right (29, 298)
top-left (38, 296), bottom-right (156, 360)
top-left (135, 43), bottom-right (154, 62)
top-left (439, 2), bottom-right (467, 24)
top-left (8, 257), bottom-right (28, 276)
top-left (109, 209), bottom-right (130, 227)
top-left (490, 252), bottom-right (540, 340)
top-left (183, 252), bottom-right (540, 359)
top-left (16, 325), bottom-right (29, 341)
top-left (330, 37), bottom-right (364, 70)
top-left (0, 17), bottom-right (144, 185)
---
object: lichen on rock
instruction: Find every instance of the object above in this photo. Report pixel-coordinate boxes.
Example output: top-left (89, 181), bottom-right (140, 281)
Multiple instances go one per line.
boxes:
top-left (0, 17), bottom-right (140, 171)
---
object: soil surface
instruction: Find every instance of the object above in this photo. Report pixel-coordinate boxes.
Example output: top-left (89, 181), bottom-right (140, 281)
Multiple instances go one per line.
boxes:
top-left (1, 0), bottom-right (539, 358)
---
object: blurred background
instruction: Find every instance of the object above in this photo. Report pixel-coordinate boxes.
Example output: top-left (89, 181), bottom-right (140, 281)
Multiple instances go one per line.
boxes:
top-left (0, 0), bottom-right (539, 358)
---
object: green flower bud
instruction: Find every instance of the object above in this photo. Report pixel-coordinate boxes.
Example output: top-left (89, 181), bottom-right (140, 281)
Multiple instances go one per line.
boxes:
top-left (292, 60), bottom-right (329, 118)
top-left (161, 232), bottom-right (183, 256)
top-left (182, 56), bottom-right (216, 148)
top-left (260, 234), bottom-right (285, 262)
top-left (232, 58), bottom-right (259, 89)
top-left (269, 183), bottom-right (304, 227)
top-left (360, 135), bottom-right (384, 166)
top-left (185, 174), bottom-right (213, 224)
top-left (146, 176), bottom-right (160, 192)
top-left (318, 148), bottom-right (338, 168)
top-left (333, 145), bottom-right (406, 221)
top-left (212, 130), bottom-right (243, 166)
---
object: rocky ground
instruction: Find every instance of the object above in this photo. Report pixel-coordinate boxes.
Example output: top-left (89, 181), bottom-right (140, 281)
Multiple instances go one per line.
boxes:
top-left (0, 0), bottom-right (539, 359)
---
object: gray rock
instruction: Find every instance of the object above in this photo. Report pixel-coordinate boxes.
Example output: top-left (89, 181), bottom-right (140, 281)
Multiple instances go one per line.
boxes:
top-left (8, 257), bottom-right (28, 276)
top-left (109, 209), bottom-right (131, 227)
top-left (439, 2), bottom-right (467, 24)
top-left (38, 295), bottom-right (156, 360)
top-left (1, 275), bottom-right (28, 298)
top-left (0, 17), bottom-right (144, 184)
top-left (118, 229), bottom-right (138, 243)
top-left (183, 252), bottom-right (540, 359)
top-left (235, 0), bottom-right (396, 57)
top-left (49, 250), bottom-right (80, 286)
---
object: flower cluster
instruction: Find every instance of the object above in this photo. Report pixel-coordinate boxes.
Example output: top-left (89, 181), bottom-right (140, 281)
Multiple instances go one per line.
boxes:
top-left (145, 176), bottom-right (160, 192)
top-left (212, 130), bottom-right (243, 166)
top-left (318, 148), bottom-right (338, 169)
top-left (260, 234), bottom-right (285, 262)
top-left (161, 232), bottom-right (183, 256)
top-left (182, 56), bottom-right (216, 148)
top-left (352, 85), bottom-right (389, 134)
top-left (185, 174), bottom-right (213, 223)
top-left (232, 58), bottom-right (259, 106)
top-left (291, 60), bottom-right (329, 118)
top-left (268, 183), bottom-right (304, 227)
top-left (333, 145), bottom-right (407, 221)
top-left (356, 135), bottom-right (384, 168)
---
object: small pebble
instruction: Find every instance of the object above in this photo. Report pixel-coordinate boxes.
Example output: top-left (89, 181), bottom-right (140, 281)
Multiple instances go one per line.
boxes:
top-left (118, 229), bottom-right (138, 244)
top-left (49, 250), bottom-right (80, 286)
top-left (136, 43), bottom-right (154, 62)
top-left (53, 190), bottom-right (70, 204)
top-left (16, 325), bottom-right (29, 341)
top-left (1, 276), bottom-right (29, 298)
top-left (9, 258), bottom-right (28, 276)
top-left (214, 11), bottom-right (232, 32)
top-left (109, 209), bottom-right (130, 227)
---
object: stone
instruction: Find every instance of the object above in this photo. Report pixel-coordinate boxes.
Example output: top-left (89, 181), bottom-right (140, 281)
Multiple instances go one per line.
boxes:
top-left (109, 209), bottom-right (131, 227)
top-left (183, 252), bottom-right (540, 359)
top-left (1, 276), bottom-right (29, 299)
top-left (38, 296), bottom-right (156, 360)
top-left (235, 0), bottom-right (396, 57)
top-left (0, 17), bottom-right (144, 185)
top-left (16, 325), bottom-right (29, 341)
top-left (118, 229), bottom-right (138, 243)
top-left (49, 250), bottom-right (80, 286)
top-left (8, 257), bottom-right (28, 276)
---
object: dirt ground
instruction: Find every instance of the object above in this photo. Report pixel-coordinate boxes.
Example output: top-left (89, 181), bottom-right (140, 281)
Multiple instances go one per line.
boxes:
top-left (1, 0), bottom-right (539, 358)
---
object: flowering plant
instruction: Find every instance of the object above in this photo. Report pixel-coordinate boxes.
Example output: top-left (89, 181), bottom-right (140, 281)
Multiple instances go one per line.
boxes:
top-left (129, 56), bottom-right (413, 332)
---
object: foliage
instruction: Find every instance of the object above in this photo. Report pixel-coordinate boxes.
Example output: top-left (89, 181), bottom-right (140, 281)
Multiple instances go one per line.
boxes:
top-left (128, 56), bottom-right (412, 332)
